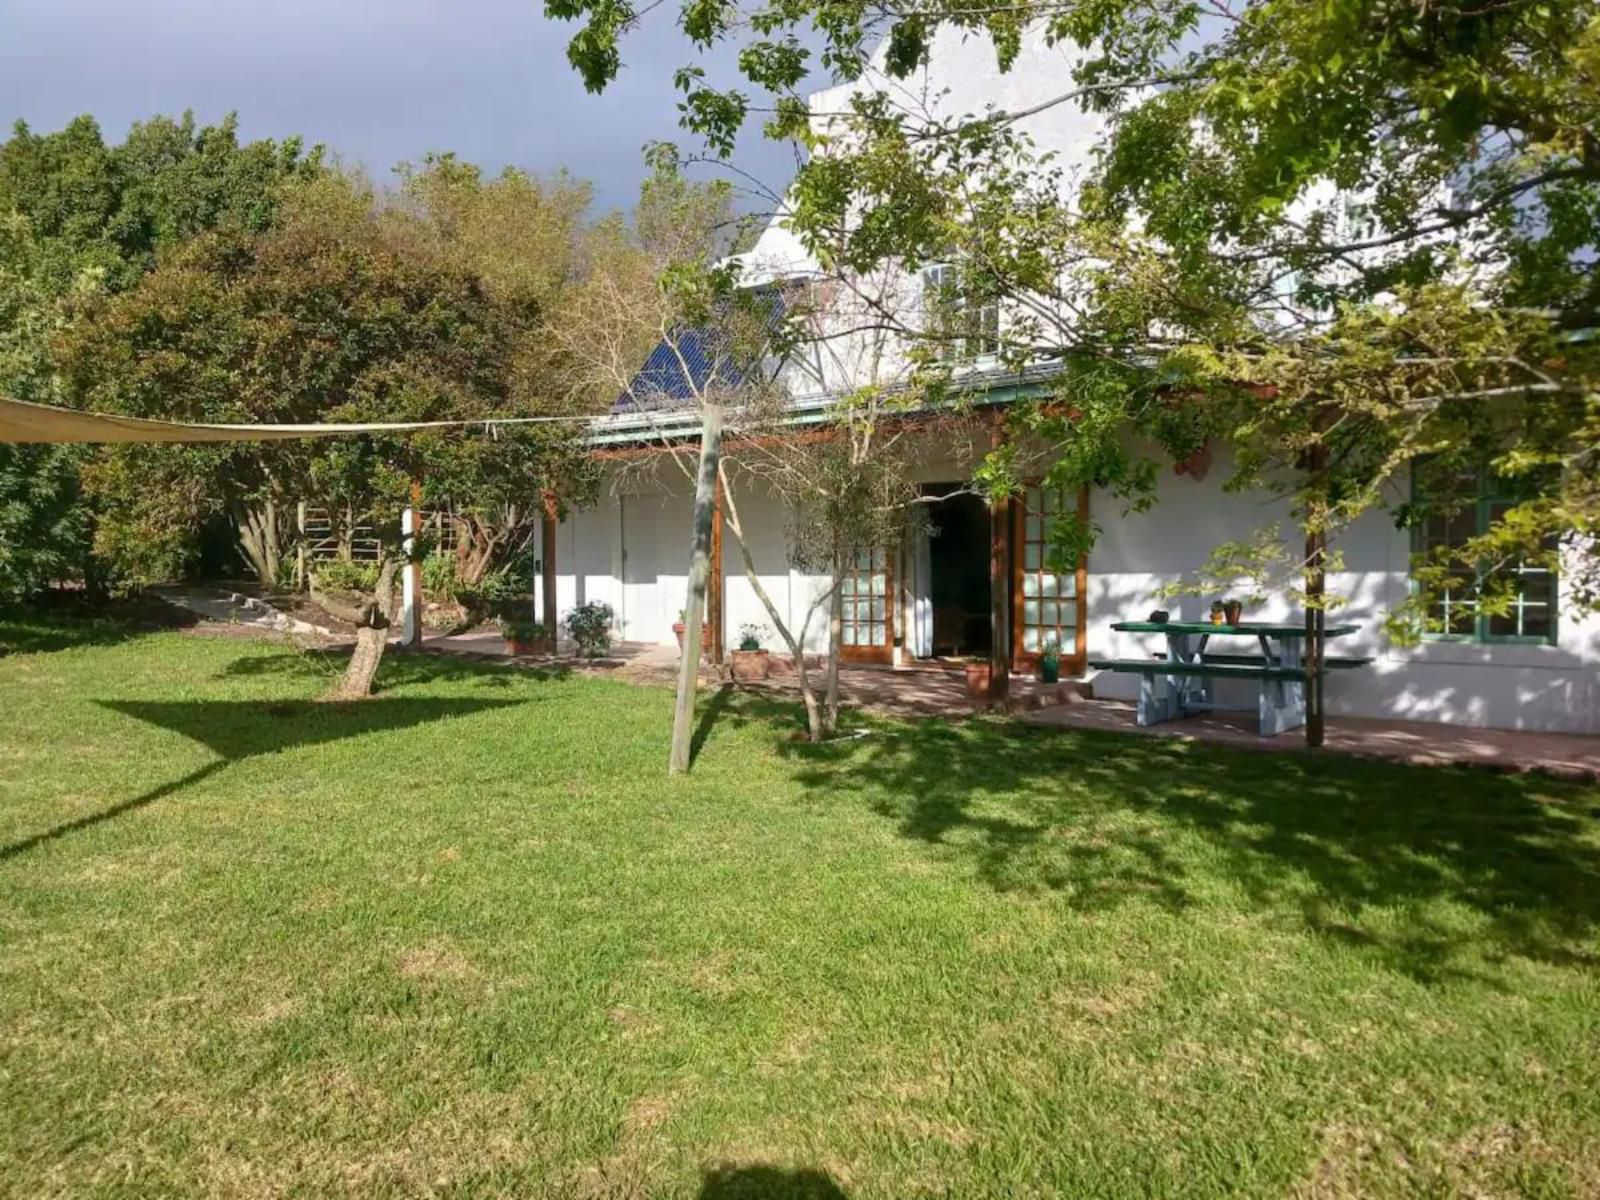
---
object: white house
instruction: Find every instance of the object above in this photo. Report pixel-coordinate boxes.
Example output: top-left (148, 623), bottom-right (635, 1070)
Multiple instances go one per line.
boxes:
top-left (533, 26), bottom-right (1600, 736)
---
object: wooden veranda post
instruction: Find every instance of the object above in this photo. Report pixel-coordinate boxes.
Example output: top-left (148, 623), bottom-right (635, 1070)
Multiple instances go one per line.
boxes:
top-left (401, 479), bottom-right (424, 647)
top-left (295, 501), bottom-right (308, 592)
top-left (987, 416), bottom-right (1011, 711)
top-left (541, 491), bottom-right (558, 653)
top-left (669, 406), bottom-right (724, 775)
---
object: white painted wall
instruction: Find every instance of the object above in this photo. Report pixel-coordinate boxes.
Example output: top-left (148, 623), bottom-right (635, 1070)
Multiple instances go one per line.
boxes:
top-left (550, 28), bottom-right (1599, 736)
top-left (1085, 447), bottom-right (1600, 734)
top-left (543, 446), bottom-right (1599, 734)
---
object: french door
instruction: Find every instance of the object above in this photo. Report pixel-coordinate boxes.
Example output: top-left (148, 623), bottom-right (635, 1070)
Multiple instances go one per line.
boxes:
top-left (840, 543), bottom-right (894, 663)
top-left (1012, 483), bottom-right (1088, 674)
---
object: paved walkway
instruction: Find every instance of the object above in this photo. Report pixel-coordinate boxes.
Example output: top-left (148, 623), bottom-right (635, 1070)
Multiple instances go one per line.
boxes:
top-left (421, 631), bottom-right (1089, 716)
top-left (1021, 700), bottom-right (1600, 782)
top-left (413, 629), bottom-right (1600, 782)
top-left (154, 586), bottom-right (338, 639)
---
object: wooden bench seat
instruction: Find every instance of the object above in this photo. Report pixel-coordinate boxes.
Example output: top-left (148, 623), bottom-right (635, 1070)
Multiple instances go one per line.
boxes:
top-left (1160, 652), bottom-right (1376, 670)
top-left (1092, 658), bottom-right (1307, 681)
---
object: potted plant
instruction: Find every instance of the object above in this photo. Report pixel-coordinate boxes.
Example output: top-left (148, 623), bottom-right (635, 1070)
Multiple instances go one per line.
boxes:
top-left (1039, 639), bottom-right (1062, 684)
top-left (1210, 599), bottom-right (1226, 626)
top-left (564, 601), bottom-right (614, 658)
top-left (1222, 598), bottom-right (1244, 626)
top-left (965, 658), bottom-right (992, 702)
top-left (501, 616), bottom-right (545, 656)
top-left (671, 608), bottom-right (712, 652)
top-left (730, 623), bottom-right (771, 682)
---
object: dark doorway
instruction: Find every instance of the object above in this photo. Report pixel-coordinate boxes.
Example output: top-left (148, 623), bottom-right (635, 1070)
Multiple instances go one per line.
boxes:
top-left (925, 484), bottom-right (992, 656)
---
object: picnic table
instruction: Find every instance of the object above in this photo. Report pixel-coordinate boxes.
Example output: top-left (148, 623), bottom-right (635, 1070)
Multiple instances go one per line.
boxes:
top-left (1092, 620), bottom-right (1369, 736)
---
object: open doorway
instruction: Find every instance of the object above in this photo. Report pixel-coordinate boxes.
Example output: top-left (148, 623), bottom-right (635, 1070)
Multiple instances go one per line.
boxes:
top-left (923, 484), bottom-right (992, 657)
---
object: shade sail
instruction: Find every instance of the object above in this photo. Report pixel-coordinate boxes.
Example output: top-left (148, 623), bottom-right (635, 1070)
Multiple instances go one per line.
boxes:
top-left (0, 395), bottom-right (557, 444)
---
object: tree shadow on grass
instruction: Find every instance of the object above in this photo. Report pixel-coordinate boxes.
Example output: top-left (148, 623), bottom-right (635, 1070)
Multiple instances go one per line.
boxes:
top-left (214, 645), bottom-right (571, 691)
top-left (690, 684), bottom-right (737, 765)
top-left (0, 596), bottom-right (198, 656)
top-left (0, 696), bottom-right (522, 861)
top-left (753, 699), bottom-right (1600, 982)
top-left (698, 1164), bottom-right (849, 1200)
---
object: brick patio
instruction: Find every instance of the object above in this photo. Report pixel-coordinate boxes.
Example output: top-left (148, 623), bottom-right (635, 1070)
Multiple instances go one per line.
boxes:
top-left (1019, 700), bottom-right (1600, 782)
top-left (415, 630), bottom-right (1600, 782)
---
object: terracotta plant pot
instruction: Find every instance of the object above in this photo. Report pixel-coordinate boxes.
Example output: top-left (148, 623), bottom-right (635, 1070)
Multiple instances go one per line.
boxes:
top-left (730, 648), bottom-right (771, 682)
top-left (672, 622), bottom-right (712, 652)
top-left (965, 661), bottom-right (992, 702)
top-left (506, 640), bottom-right (540, 656)
top-left (1223, 601), bottom-right (1243, 626)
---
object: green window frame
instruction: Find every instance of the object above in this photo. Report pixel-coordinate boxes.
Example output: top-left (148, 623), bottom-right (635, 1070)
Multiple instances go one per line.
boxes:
top-left (1410, 465), bottom-right (1559, 645)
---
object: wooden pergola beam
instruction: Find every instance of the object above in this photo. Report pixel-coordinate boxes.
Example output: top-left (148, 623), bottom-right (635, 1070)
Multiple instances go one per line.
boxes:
top-left (541, 491), bottom-right (559, 654)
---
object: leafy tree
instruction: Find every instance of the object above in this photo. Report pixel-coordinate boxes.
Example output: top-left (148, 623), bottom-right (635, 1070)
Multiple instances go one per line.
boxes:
top-left (0, 111), bottom-right (323, 598)
top-left (0, 215), bottom-right (96, 599)
top-left (62, 169), bottom-right (595, 696)
top-left (566, 164), bottom-right (1001, 735)
top-left (0, 111), bottom-right (322, 293)
top-left (392, 154), bottom-right (604, 586)
top-left (545, 0), bottom-right (1600, 638)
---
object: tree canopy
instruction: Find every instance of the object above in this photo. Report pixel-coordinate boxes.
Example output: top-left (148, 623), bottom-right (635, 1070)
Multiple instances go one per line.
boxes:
top-left (0, 112), bottom-right (324, 599)
top-left (546, 0), bottom-right (1600, 633)
top-left (56, 159), bottom-right (610, 691)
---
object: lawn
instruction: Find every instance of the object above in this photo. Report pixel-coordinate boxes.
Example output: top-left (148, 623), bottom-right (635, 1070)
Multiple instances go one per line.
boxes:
top-left (2, 612), bottom-right (1599, 1199)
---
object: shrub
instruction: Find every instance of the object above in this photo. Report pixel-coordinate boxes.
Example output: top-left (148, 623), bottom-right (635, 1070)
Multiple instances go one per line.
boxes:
top-left (501, 616), bottom-right (545, 645)
top-left (312, 559), bottom-right (379, 594)
top-left (738, 622), bottom-right (766, 651)
top-left (475, 566), bottom-right (527, 608)
top-left (420, 552), bottom-right (459, 603)
top-left (564, 602), bottom-right (613, 658)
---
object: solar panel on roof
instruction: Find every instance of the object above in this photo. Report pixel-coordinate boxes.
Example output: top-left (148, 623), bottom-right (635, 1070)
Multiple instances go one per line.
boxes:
top-left (613, 289), bottom-right (788, 414)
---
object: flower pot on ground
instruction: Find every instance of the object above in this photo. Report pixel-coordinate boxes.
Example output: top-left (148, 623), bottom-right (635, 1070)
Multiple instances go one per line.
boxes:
top-left (730, 623), bottom-right (771, 682)
top-left (671, 610), bottom-right (711, 653)
top-left (965, 660), bottom-right (992, 702)
top-left (731, 649), bottom-right (770, 682)
top-left (1039, 640), bottom-right (1062, 685)
top-left (501, 617), bottom-right (545, 656)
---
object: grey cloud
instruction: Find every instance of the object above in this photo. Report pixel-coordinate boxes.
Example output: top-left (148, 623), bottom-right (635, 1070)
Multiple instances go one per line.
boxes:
top-left (0, 0), bottom-right (798, 215)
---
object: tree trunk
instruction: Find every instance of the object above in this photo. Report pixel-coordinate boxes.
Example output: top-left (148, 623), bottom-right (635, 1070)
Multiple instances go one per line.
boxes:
top-left (988, 492), bottom-right (1012, 711)
top-left (233, 498), bottom-right (287, 588)
top-left (717, 471), bottom-right (833, 743)
top-left (822, 542), bottom-right (843, 737)
top-left (669, 407), bottom-right (724, 775)
top-left (332, 556), bottom-right (399, 700)
top-left (338, 626), bottom-right (388, 700)
top-left (1303, 414), bottom-right (1331, 749)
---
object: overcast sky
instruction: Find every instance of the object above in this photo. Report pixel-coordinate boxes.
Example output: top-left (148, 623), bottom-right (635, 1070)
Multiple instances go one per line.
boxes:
top-left (0, 0), bottom-right (801, 216)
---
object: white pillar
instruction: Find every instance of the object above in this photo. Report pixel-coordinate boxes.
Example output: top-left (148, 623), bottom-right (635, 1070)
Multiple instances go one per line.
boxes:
top-left (401, 505), bottom-right (421, 645)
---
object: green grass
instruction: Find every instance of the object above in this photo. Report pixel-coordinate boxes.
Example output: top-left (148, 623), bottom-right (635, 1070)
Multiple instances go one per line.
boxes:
top-left (2, 612), bottom-right (1599, 1199)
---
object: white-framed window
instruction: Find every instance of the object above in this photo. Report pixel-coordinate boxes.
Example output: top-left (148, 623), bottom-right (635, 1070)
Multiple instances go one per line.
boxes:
top-left (921, 262), bottom-right (1000, 363)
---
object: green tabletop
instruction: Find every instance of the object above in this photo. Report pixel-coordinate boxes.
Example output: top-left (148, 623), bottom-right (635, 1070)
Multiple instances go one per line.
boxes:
top-left (1110, 620), bottom-right (1359, 637)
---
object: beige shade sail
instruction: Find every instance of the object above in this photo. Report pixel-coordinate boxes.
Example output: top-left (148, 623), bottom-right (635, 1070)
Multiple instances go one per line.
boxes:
top-left (0, 395), bottom-right (579, 444)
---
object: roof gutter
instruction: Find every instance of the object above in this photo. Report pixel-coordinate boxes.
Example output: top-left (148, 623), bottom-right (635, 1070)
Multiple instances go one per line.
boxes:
top-left (585, 359), bottom-right (1066, 448)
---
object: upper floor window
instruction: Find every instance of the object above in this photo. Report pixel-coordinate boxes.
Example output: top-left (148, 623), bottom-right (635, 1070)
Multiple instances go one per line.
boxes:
top-left (1411, 463), bottom-right (1558, 644)
top-left (921, 263), bottom-right (1000, 363)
